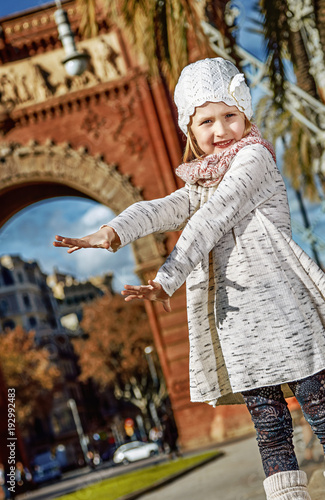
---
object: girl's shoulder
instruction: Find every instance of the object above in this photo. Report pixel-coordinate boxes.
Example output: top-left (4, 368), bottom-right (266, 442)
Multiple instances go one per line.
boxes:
top-left (230, 143), bottom-right (280, 179)
top-left (235, 142), bottom-right (276, 162)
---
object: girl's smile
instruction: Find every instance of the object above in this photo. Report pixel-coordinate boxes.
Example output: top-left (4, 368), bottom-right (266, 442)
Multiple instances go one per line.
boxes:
top-left (213, 139), bottom-right (234, 149)
top-left (191, 101), bottom-right (246, 155)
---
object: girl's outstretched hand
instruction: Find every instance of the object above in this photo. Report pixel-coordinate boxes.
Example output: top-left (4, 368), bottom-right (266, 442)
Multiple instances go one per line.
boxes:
top-left (122, 280), bottom-right (172, 313)
top-left (53, 226), bottom-right (120, 254)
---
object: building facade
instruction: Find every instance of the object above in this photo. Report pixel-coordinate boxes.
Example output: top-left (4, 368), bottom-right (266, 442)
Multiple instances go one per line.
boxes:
top-left (0, 255), bottom-right (98, 467)
top-left (0, 255), bottom-right (61, 336)
top-left (47, 268), bottom-right (113, 331)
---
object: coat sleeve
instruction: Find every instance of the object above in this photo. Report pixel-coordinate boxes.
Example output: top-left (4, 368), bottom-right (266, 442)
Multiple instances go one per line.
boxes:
top-left (155, 145), bottom-right (282, 296)
top-left (107, 186), bottom-right (191, 248)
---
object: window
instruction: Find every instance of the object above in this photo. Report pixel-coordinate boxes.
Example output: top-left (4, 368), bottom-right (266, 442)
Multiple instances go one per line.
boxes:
top-left (49, 317), bottom-right (58, 329)
top-left (23, 294), bottom-right (31, 309)
top-left (1, 268), bottom-right (14, 285)
top-left (0, 299), bottom-right (8, 316)
top-left (28, 316), bottom-right (37, 328)
top-left (2, 319), bottom-right (15, 331)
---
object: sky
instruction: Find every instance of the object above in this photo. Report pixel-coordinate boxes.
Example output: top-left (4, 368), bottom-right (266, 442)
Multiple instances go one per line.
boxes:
top-left (0, 0), bottom-right (324, 290)
top-left (0, 0), bottom-right (53, 18)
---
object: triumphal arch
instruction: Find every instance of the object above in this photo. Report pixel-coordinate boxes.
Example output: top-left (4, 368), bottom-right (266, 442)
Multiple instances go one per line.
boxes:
top-left (0, 0), bottom-right (252, 454)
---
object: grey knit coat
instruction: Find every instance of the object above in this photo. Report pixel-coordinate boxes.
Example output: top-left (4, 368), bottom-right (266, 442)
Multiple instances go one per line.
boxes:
top-left (109, 144), bottom-right (325, 405)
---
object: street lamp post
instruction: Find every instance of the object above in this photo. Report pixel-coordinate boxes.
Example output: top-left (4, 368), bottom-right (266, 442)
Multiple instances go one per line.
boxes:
top-left (67, 399), bottom-right (89, 465)
top-left (144, 346), bottom-right (159, 387)
top-left (54, 0), bottom-right (90, 76)
top-left (144, 346), bottom-right (161, 429)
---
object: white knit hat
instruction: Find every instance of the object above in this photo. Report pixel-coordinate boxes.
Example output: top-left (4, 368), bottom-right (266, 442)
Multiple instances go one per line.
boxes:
top-left (174, 57), bottom-right (253, 135)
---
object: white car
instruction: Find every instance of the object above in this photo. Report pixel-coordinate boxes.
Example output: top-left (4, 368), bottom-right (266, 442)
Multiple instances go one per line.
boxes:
top-left (113, 441), bottom-right (159, 464)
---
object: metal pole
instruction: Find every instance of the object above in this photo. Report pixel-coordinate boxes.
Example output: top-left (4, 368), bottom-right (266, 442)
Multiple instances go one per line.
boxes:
top-left (295, 189), bottom-right (323, 268)
top-left (67, 399), bottom-right (89, 465)
top-left (144, 346), bottom-right (159, 387)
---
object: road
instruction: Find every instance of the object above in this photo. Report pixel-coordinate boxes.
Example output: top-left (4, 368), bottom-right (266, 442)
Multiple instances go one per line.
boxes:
top-left (16, 435), bottom-right (324, 500)
top-left (16, 438), bottom-right (264, 500)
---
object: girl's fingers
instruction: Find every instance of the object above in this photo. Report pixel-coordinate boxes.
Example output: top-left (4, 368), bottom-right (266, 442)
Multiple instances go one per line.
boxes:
top-left (53, 236), bottom-right (82, 248)
top-left (124, 293), bottom-right (147, 302)
top-left (124, 284), bottom-right (151, 290)
top-left (62, 238), bottom-right (89, 248)
top-left (122, 283), bottom-right (171, 312)
top-left (54, 234), bottom-right (109, 250)
top-left (163, 300), bottom-right (172, 313)
top-left (148, 280), bottom-right (159, 289)
top-left (67, 246), bottom-right (81, 254)
top-left (122, 290), bottom-right (146, 298)
top-left (121, 287), bottom-right (139, 296)
top-left (53, 235), bottom-right (67, 247)
top-left (122, 285), bottom-right (152, 295)
top-left (123, 284), bottom-right (140, 291)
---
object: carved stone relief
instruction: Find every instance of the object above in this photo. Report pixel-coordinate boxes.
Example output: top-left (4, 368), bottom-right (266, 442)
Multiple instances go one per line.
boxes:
top-left (0, 33), bottom-right (127, 111)
top-left (77, 86), bottom-right (148, 159)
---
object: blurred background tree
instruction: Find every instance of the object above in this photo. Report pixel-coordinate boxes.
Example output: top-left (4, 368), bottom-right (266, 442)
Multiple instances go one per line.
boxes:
top-left (0, 327), bottom-right (60, 432)
top-left (74, 293), bottom-right (167, 419)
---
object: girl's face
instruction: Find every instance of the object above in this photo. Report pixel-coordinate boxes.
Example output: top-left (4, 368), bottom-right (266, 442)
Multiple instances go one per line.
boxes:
top-left (190, 101), bottom-right (246, 156)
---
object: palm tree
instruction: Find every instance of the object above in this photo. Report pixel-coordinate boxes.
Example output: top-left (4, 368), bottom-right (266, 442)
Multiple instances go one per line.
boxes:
top-left (257, 0), bottom-right (325, 197)
top-left (259, 0), bottom-right (325, 100)
top-left (77, 0), bottom-right (238, 90)
top-left (256, 0), bottom-right (325, 266)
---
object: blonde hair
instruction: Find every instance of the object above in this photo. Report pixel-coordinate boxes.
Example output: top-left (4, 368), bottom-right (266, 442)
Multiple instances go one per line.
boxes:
top-left (183, 116), bottom-right (252, 163)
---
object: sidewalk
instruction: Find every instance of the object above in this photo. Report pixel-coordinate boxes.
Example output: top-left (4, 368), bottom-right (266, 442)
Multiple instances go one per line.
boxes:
top-left (135, 436), bottom-right (324, 500)
top-left (308, 470), bottom-right (325, 500)
top-left (137, 436), bottom-right (266, 500)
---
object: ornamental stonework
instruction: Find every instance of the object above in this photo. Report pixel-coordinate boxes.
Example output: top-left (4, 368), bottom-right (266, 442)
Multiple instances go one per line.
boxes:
top-left (0, 32), bottom-right (126, 112)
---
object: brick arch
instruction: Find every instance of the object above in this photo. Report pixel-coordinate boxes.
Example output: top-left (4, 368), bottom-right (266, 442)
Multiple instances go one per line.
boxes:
top-left (0, 141), bottom-right (165, 275)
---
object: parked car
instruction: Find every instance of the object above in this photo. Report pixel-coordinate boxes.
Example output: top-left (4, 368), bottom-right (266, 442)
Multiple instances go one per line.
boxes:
top-left (31, 452), bottom-right (62, 485)
top-left (113, 441), bottom-right (159, 465)
top-left (101, 445), bottom-right (117, 462)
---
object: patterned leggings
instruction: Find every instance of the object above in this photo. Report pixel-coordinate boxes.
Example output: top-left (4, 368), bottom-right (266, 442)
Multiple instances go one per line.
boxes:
top-left (242, 369), bottom-right (325, 477)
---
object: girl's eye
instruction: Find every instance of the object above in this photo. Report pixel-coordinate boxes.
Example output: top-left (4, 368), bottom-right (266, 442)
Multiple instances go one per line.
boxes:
top-left (201, 119), bottom-right (212, 125)
top-left (225, 113), bottom-right (235, 118)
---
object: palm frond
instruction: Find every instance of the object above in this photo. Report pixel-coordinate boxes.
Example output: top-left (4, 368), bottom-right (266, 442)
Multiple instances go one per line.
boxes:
top-left (77, 0), bottom-right (99, 38)
top-left (100, 0), bottom-right (217, 90)
top-left (75, 0), bottom-right (239, 91)
top-left (283, 121), bottom-right (320, 201)
top-left (257, 0), bottom-right (295, 107)
top-left (256, 94), bottom-right (320, 201)
top-left (254, 95), bottom-right (291, 143)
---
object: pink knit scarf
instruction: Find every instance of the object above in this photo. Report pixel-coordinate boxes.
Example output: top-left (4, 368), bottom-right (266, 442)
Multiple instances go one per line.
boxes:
top-left (176, 124), bottom-right (276, 187)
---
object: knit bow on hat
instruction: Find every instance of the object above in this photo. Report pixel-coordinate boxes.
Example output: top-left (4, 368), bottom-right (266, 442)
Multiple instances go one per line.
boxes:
top-left (175, 125), bottom-right (276, 187)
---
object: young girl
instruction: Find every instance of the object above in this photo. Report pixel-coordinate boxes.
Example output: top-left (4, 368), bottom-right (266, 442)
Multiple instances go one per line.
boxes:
top-left (54, 58), bottom-right (325, 499)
